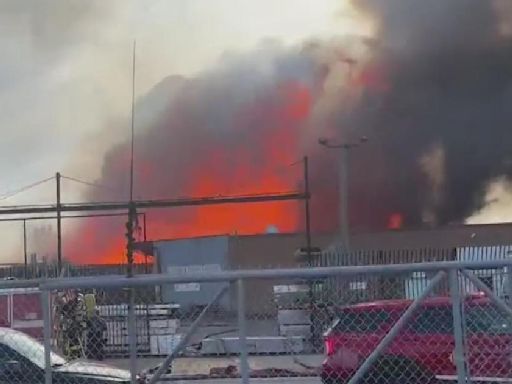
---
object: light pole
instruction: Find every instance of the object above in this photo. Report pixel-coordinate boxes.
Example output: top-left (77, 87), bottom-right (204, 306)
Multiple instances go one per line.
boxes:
top-left (319, 136), bottom-right (368, 251)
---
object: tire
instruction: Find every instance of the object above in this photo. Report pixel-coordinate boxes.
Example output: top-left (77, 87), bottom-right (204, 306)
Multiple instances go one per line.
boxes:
top-left (360, 356), bottom-right (435, 384)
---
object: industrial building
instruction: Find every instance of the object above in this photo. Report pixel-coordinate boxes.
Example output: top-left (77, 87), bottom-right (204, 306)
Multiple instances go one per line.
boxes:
top-left (135, 222), bottom-right (512, 314)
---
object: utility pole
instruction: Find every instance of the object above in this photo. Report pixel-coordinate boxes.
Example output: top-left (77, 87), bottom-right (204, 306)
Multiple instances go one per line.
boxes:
top-left (339, 148), bottom-right (350, 251)
top-left (303, 156), bottom-right (312, 263)
top-left (127, 39), bottom-right (137, 275)
top-left (319, 136), bottom-right (368, 251)
top-left (127, 40), bottom-right (138, 384)
top-left (23, 219), bottom-right (27, 279)
top-left (142, 213), bottom-right (149, 274)
top-left (56, 172), bottom-right (62, 273)
top-left (126, 203), bottom-right (137, 277)
top-left (142, 213), bottom-right (147, 242)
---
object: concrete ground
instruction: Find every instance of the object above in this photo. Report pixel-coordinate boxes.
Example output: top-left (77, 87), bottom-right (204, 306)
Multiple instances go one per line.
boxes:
top-left (170, 379), bottom-right (321, 384)
top-left (106, 354), bottom-right (323, 377)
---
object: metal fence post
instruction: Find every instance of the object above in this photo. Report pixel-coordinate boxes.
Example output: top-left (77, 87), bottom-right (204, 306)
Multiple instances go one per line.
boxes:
top-left (449, 269), bottom-right (468, 384)
top-left (41, 289), bottom-right (52, 384)
top-left (237, 279), bottom-right (250, 384)
top-left (506, 251), bottom-right (512, 304)
top-left (128, 288), bottom-right (138, 384)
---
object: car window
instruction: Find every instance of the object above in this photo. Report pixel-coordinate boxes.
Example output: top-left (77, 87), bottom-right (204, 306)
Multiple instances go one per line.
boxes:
top-left (410, 307), bottom-right (454, 334)
top-left (467, 305), bottom-right (512, 334)
top-left (334, 309), bottom-right (390, 333)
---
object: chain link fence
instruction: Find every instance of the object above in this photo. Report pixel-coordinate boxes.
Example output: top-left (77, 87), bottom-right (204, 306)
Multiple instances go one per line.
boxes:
top-left (0, 260), bottom-right (511, 383)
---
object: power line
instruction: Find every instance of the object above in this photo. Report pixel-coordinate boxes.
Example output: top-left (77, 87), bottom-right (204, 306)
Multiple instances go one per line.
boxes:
top-left (61, 175), bottom-right (117, 192)
top-left (0, 176), bottom-right (53, 202)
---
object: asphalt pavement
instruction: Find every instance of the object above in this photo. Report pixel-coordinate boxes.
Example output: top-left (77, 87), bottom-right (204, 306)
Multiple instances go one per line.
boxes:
top-left (107, 354), bottom-right (323, 376)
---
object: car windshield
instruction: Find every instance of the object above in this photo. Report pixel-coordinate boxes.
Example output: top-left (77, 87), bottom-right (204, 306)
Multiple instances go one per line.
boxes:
top-left (332, 309), bottom-right (391, 333)
top-left (2, 332), bottom-right (66, 369)
top-left (467, 306), bottom-right (512, 334)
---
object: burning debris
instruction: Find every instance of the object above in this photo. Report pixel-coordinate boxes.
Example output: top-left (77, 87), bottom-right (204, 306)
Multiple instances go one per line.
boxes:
top-left (67, 0), bottom-right (512, 263)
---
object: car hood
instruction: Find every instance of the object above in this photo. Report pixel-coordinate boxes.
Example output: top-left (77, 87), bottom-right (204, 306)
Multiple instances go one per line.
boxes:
top-left (54, 360), bottom-right (131, 381)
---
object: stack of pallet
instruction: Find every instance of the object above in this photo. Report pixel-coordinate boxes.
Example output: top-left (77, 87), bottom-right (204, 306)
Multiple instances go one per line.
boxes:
top-left (98, 303), bottom-right (181, 356)
top-left (148, 305), bottom-right (182, 355)
top-left (99, 304), bottom-right (148, 355)
top-left (274, 284), bottom-right (312, 340)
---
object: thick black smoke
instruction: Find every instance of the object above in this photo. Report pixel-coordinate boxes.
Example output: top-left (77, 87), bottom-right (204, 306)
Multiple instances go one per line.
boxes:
top-left (338, 0), bottom-right (512, 228)
top-left (70, 1), bottom-right (512, 262)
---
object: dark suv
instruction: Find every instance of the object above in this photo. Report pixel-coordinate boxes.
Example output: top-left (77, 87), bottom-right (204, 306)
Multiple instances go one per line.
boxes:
top-left (322, 295), bottom-right (512, 383)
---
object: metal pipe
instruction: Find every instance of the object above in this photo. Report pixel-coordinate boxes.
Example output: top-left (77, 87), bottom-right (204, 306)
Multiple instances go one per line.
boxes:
top-left (0, 278), bottom-right (43, 289)
top-left (23, 219), bottom-right (28, 279)
top-left (128, 289), bottom-right (137, 384)
top-left (238, 279), bottom-right (250, 384)
top-left (303, 156), bottom-right (312, 262)
top-left (347, 271), bottom-right (446, 384)
top-left (0, 212), bottom-right (146, 222)
top-left (142, 212), bottom-right (147, 242)
top-left (56, 172), bottom-right (62, 274)
top-left (340, 147), bottom-right (350, 251)
top-left (41, 289), bottom-right (52, 384)
top-left (462, 270), bottom-right (512, 318)
top-left (147, 286), bottom-right (229, 384)
top-left (507, 251), bottom-right (512, 305)
top-left (40, 258), bottom-right (512, 290)
top-left (0, 192), bottom-right (307, 215)
top-left (449, 269), bottom-right (468, 383)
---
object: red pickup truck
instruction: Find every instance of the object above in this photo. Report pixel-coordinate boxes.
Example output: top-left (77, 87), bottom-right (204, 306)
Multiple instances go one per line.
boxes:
top-left (322, 295), bottom-right (512, 383)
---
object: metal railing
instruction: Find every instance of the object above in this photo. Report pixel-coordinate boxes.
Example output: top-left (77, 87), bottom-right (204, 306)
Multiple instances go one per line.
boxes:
top-left (0, 259), bottom-right (511, 383)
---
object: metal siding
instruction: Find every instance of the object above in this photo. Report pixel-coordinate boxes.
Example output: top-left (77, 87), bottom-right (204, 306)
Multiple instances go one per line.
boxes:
top-left (155, 236), bottom-right (230, 310)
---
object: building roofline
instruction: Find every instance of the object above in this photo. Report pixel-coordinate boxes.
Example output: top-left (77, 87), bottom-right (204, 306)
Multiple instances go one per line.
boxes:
top-left (147, 222), bottom-right (512, 245)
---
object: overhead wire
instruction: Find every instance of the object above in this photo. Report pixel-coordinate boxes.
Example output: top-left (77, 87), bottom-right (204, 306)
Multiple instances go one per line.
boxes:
top-left (0, 176), bottom-right (54, 202)
top-left (61, 175), bottom-right (117, 192)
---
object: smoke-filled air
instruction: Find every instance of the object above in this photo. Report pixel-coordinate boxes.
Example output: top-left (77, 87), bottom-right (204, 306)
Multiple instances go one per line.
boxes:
top-left (65, 0), bottom-right (512, 264)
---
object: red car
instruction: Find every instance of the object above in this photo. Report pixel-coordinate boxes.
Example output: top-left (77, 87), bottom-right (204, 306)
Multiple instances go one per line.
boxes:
top-left (322, 294), bottom-right (512, 383)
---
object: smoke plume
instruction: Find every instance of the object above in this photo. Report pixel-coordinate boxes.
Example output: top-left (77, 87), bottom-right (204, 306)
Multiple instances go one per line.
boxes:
top-left (66, 0), bottom-right (512, 263)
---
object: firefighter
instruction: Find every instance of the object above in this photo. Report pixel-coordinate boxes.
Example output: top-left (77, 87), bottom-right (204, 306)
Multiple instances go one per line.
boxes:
top-left (83, 291), bottom-right (107, 361)
top-left (60, 289), bottom-right (87, 359)
top-left (86, 309), bottom-right (107, 360)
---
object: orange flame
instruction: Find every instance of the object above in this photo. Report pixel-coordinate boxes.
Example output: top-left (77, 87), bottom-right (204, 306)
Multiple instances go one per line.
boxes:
top-left (68, 82), bottom-right (311, 264)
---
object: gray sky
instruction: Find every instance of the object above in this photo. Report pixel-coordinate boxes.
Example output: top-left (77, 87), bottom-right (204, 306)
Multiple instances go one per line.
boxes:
top-left (0, 0), bottom-right (365, 262)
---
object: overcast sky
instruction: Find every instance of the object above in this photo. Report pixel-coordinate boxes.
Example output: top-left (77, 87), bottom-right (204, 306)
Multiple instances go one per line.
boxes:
top-left (0, 0), bottom-right (364, 262)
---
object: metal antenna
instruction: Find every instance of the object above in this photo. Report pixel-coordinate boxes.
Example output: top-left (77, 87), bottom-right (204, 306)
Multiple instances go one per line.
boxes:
top-left (130, 40), bottom-right (136, 201)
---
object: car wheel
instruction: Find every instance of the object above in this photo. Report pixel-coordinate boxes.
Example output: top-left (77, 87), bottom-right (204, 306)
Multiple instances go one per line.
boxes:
top-left (360, 356), bottom-right (435, 384)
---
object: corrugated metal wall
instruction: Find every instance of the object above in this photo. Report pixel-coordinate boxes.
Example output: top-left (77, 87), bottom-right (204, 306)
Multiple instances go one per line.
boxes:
top-left (155, 236), bottom-right (231, 312)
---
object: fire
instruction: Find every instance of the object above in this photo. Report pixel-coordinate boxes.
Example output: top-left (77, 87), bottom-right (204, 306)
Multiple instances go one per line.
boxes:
top-left (67, 81), bottom-right (310, 264)
top-left (387, 213), bottom-right (404, 230)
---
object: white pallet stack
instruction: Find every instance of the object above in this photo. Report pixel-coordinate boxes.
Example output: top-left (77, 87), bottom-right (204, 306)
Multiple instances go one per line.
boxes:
top-left (274, 285), bottom-right (312, 340)
top-left (147, 304), bottom-right (182, 356)
top-left (149, 318), bottom-right (181, 355)
top-left (98, 303), bottom-right (181, 356)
